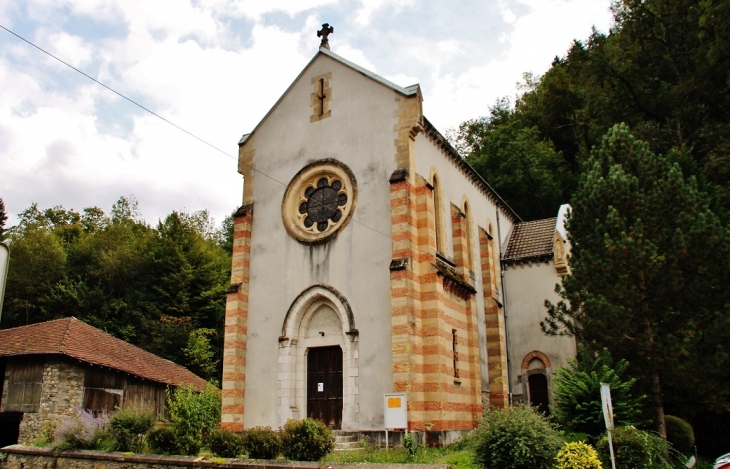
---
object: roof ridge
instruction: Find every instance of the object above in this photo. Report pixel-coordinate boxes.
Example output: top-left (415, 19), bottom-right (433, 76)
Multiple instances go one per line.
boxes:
top-left (59, 316), bottom-right (76, 353)
top-left (517, 217), bottom-right (557, 226)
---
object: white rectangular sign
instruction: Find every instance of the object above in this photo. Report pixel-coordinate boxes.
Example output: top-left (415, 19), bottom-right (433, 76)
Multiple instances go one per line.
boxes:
top-left (384, 393), bottom-right (407, 429)
top-left (601, 383), bottom-right (614, 430)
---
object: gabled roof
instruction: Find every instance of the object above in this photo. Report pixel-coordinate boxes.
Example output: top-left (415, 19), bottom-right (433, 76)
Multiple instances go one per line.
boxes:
top-left (0, 317), bottom-right (208, 390)
top-left (502, 217), bottom-right (557, 263)
top-left (239, 47), bottom-right (420, 145)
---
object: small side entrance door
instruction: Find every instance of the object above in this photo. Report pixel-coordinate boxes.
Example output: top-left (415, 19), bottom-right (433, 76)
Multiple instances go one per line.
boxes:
top-left (528, 373), bottom-right (550, 415)
top-left (307, 346), bottom-right (343, 428)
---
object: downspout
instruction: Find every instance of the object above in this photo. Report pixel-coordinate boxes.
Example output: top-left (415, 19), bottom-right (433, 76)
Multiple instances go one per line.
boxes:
top-left (495, 207), bottom-right (513, 406)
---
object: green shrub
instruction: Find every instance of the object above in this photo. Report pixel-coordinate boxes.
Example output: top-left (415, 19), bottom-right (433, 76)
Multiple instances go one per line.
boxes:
top-left (206, 428), bottom-right (244, 458)
top-left (241, 426), bottom-right (282, 459)
top-left (555, 442), bottom-right (603, 469)
top-left (109, 406), bottom-right (155, 452)
top-left (33, 421), bottom-right (56, 447)
top-left (166, 384), bottom-right (221, 456)
top-left (403, 432), bottom-right (419, 456)
top-left (146, 423), bottom-right (177, 454)
top-left (281, 418), bottom-right (334, 461)
top-left (552, 346), bottom-right (645, 438)
top-left (665, 416), bottom-right (695, 454)
top-left (473, 405), bottom-right (563, 469)
top-left (596, 427), bottom-right (670, 469)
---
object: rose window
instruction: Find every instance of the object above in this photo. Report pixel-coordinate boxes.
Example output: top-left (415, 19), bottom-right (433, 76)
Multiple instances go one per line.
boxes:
top-left (282, 160), bottom-right (357, 245)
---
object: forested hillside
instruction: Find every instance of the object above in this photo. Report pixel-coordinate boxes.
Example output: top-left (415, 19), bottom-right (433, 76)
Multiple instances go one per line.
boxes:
top-left (448, 0), bottom-right (730, 451)
top-left (0, 196), bottom-right (233, 383)
top-left (449, 0), bottom-right (730, 222)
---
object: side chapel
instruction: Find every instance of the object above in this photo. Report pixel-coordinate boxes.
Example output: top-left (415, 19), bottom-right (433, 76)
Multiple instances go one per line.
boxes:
top-left (222, 30), bottom-right (575, 444)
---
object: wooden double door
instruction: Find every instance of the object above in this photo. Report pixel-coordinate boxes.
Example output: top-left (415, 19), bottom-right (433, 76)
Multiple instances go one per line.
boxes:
top-left (306, 346), bottom-right (343, 428)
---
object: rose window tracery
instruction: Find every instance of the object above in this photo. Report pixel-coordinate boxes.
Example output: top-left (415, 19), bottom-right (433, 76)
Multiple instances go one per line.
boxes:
top-left (299, 177), bottom-right (348, 232)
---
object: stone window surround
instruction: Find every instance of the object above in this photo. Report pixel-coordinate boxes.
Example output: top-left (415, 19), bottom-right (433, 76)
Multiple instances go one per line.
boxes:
top-left (277, 284), bottom-right (359, 430)
top-left (310, 72), bottom-right (332, 123)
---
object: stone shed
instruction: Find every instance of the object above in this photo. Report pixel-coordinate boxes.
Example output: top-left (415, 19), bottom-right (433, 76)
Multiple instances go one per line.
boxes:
top-left (0, 317), bottom-right (208, 447)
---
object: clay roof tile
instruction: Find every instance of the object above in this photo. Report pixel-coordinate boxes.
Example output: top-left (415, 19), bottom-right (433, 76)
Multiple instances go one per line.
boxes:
top-left (503, 217), bottom-right (557, 262)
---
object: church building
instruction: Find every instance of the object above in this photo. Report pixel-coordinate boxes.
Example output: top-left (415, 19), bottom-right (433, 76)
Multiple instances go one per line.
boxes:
top-left (222, 30), bottom-right (575, 444)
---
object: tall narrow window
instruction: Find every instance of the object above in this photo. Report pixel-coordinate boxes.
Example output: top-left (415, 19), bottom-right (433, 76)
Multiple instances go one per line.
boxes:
top-left (433, 175), bottom-right (444, 252)
top-left (452, 329), bottom-right (459, 378)
top-left (464, 201), bottom-right (475, 272)
top-left (318, 79), bottom-right (326, 116)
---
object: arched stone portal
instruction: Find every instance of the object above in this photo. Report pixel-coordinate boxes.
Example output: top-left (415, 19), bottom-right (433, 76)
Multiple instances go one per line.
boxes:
top-left (277, 284), bottom-right (359, 430)
top-left (521, 351), bottom-right (553, 414)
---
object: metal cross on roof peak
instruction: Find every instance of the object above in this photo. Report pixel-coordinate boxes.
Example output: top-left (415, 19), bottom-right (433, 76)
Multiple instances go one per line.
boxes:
top-left (317, 23), bottom-right (334, 50)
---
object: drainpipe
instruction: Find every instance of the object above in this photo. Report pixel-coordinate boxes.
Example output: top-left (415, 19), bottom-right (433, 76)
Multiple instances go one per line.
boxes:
top-left (495, 208), bottom-right (513, 406)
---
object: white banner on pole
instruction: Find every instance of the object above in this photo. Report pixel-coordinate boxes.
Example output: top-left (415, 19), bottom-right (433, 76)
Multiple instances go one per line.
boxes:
top-left (0, 243), bottom-right (9, 324)
top-left (601, 383), bottom-right (617, 469)
top-left (601, 383), bottom-right (614, 430)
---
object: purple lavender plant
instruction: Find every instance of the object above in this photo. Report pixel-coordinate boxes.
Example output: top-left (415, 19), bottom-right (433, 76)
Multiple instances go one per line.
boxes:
top-left (53, 409), bottom-right (112, 450)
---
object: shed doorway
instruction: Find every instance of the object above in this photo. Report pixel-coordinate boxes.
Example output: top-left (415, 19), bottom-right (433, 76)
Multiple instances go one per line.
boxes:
top-left (307, 346), bottom-right (343, 428)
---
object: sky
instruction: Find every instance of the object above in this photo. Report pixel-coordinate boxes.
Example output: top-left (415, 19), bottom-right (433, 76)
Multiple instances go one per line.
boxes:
top-left (0, 0), bottom-right (614, 229)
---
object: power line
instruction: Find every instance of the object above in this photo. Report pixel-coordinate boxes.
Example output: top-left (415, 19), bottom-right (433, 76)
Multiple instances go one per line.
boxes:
top-left (0, 24), bottom-right (461, 256)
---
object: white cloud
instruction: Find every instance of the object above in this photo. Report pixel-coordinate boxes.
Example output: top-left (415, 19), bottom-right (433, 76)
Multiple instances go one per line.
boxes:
top-left (354, 0), bottom-right (417, 26)
top-left (0, 0), bottom-right (613, 228)
top-left (422, 0), bottom-right (613, 130)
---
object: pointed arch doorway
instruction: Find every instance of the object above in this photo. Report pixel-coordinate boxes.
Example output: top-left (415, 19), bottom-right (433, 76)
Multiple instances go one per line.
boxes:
top-left (278, 284), bottom-right (359, 430)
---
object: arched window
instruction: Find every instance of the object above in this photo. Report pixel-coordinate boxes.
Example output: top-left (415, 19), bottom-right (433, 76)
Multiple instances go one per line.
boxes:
top-left (433, 174), bottom-right (444, 252)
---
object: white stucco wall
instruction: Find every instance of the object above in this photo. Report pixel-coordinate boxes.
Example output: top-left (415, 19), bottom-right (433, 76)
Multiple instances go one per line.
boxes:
top-left (503, 260), bottom-right (576, 404)
top-left (240, 54), bottom-right (400, 430)
top-left (413, 134), bottom-right (516, 393)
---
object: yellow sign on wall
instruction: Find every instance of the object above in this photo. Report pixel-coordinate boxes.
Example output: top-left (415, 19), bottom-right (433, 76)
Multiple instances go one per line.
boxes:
top-left (387, 397), bottom-right (401, 408)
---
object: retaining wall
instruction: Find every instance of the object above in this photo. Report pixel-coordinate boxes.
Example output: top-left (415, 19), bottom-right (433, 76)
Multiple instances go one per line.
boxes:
top-left (0, 445), bottom-right (451, 469)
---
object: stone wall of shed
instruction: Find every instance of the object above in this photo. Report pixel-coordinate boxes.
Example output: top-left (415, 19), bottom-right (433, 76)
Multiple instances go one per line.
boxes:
top-left (18, 357), bottom-right (85, 445)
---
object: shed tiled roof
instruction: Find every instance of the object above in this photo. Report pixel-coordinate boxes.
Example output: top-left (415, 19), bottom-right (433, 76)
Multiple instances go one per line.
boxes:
top-left (0, 317), bottom-right (208, 390)
top-left (503, 217), bottom-right (557, 262)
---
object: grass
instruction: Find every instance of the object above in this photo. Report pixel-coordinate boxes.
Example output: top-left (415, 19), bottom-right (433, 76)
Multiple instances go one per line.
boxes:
top-left (324, 442), bottom-right (479, 469)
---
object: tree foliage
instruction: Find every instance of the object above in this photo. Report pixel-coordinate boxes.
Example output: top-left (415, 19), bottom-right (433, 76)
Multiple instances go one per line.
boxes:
top-left (447, 99), bottom-right (575, 221)
top-left (543, 124), bottom-right (730, 436)
top-left (1, 197), bottom-right (233, 382)
top-left (449, 0), bottom-right (730, 221)
top-left (552, 345), bottom-right (645, 437)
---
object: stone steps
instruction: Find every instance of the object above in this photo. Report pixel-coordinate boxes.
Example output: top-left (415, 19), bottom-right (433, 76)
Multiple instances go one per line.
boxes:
top-left (332, 431), bottom-right (361, 452)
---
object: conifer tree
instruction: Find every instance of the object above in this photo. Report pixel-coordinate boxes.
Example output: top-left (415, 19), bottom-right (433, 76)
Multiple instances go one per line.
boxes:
top-left (543, 124), bottom-right (730, 438)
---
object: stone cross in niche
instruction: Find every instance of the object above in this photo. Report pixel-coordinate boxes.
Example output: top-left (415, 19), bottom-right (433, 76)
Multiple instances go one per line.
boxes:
top-left (317, 23), bottom-right (334, 49)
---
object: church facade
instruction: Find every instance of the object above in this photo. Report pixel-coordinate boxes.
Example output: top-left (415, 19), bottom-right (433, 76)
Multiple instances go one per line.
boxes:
top-left (221, 43), bottom-right (575, 443)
